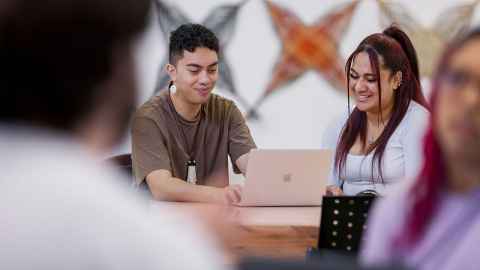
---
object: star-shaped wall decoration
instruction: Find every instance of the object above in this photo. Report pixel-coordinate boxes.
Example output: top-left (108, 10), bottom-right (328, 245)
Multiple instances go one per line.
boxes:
top-left (248, 0), bottom-right (359, 116)
top-left (153, 0), bottom-right (253, 112)
top-left (377, 0), bottom-right (479, 77)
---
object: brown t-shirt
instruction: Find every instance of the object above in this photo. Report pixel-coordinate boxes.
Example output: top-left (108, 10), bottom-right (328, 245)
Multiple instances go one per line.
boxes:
top-left (131, 90), bottom-right (256, 187)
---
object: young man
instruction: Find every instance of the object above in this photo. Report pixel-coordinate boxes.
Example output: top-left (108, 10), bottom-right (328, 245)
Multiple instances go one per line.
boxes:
top-left (0, 2), bottom-right (226, 269)
top-left (132, 24), bottom-right (256, 204)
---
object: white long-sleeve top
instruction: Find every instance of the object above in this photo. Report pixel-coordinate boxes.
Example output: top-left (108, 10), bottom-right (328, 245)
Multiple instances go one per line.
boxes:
top-left (321, 101), bottom-right (429, 196)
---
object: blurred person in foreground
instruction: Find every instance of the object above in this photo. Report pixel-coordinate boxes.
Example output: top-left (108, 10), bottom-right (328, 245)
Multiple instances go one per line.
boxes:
top-left (0, 1), bottom-right (228, 269)
top-left (362, 27), bottom-right (480, 270)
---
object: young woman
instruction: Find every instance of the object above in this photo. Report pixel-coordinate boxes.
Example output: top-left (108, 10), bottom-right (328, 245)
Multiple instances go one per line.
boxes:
top-left (323, 26), bottom-right (429, 196)
top-left (362, 28), bottom-right (480, 270)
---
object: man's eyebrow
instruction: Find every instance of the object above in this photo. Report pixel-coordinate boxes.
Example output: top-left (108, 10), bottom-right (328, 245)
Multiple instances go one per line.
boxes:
top-left (185, 64), bottom-right (202, 68)
top-left (185, 62), bottom-right (218, 69)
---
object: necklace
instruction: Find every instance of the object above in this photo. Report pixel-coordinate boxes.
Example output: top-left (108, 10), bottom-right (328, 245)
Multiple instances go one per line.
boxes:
top-left (367, 120), bottom-right (386, 147)
top-left (166, 88), bottom-right (203, 184)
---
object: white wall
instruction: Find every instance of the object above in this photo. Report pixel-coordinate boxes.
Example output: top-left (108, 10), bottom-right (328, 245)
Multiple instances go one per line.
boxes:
top-left (112, 0), bottom-right (480, 156)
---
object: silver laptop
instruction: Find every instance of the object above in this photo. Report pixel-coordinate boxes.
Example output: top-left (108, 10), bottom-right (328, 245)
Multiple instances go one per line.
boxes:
top-left (236, 149), bottom-right (332, 206)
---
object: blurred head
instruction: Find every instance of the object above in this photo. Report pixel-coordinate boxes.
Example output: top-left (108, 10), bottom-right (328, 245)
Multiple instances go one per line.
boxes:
top-left (401, 28), bottom-right (480, 247)
top-left (435, 37), bottom-right (480, 167)
top-left (0, 0), bottom-right (149, 150)
top-left (166, 23), bottom-right (219, 105)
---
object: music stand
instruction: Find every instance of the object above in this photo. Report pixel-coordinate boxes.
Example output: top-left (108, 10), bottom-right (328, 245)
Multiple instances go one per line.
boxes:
top-left (307, 195), bottom-right (376, 259)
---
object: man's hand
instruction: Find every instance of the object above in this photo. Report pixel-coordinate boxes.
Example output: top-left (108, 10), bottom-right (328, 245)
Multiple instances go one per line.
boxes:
top-left (221, 184), bottom-right (243, 205)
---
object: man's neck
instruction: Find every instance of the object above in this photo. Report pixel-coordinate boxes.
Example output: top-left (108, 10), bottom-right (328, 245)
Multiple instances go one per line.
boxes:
top-left (170, 91), bottom-right (201, 121)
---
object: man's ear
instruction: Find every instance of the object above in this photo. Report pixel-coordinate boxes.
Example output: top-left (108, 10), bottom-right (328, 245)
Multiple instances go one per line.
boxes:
top-left (165, 63), bottom-right (176, 82)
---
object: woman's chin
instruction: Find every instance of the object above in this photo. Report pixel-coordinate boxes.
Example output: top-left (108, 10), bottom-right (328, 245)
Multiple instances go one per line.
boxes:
top-left (355, 102), bottom-right (374, 112)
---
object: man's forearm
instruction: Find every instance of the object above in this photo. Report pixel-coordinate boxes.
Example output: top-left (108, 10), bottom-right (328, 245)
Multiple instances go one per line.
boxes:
top-left (147, 172), bottom-right (223, 203)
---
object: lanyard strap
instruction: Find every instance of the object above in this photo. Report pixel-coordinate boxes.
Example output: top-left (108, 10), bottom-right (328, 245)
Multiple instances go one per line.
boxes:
top-left (166, 88), bottom-right (203, 162)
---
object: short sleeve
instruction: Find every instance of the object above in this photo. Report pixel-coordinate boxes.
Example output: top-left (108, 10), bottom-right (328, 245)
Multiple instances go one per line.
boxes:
top-left (131, 116), bottom-right (171, 184)
top-left (228, 103), bottom-right (256, 174)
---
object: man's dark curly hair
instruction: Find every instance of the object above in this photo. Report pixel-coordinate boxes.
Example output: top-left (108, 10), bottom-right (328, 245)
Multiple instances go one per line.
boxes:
top-left (169, 23), bottom-right (219, 65)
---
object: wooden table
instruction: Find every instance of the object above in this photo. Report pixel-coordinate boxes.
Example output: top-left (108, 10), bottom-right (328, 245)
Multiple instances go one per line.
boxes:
top-left (150, 202), bottom-right (321, 260)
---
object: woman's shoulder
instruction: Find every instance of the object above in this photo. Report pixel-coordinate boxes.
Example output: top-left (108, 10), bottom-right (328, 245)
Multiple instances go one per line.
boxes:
top-left (395, 101), bottom-right (430, 135)
top-left (405, 101), bottom-right (429, 122)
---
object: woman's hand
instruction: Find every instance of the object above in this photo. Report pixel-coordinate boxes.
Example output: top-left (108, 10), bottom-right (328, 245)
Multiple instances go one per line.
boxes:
top-left (326, 185), bottom-right (343, 196)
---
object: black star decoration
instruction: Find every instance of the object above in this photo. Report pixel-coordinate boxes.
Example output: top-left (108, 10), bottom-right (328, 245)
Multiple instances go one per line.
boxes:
top-left (153, 0), bottom-right (253, 114)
